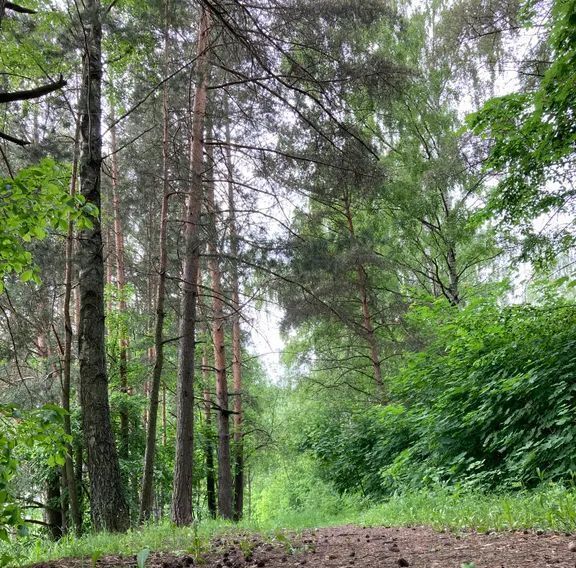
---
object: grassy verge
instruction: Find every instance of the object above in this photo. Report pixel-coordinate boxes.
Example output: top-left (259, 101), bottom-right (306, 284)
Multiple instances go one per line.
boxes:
top-left (9, 484), bottom-right (576, 566)
top-left (360, 484), bottom-right (576, 532)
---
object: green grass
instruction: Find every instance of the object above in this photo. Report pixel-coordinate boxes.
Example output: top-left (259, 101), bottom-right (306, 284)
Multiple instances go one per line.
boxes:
top-left (359, 484), bottom-right (576, 532)
top-left (8, 484), bottom-right (576, 566)
top-left (11, 520), bottom-right (243, 566)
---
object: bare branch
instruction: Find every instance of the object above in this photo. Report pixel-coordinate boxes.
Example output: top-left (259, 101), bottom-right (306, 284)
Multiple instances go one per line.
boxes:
top-left (0, 75), bottom-right (66, 104)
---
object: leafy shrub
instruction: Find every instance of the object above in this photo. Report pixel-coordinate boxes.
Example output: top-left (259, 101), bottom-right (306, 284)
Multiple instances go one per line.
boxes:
top-left (0, 404), bottom-right (69, 564)
top-left (302, 290), bottom-right (576, 496)
top-left (253, 455), bottom-right (362, 525)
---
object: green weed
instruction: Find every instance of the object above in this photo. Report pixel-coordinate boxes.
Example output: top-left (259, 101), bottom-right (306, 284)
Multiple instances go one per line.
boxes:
top-left (8, 484), bottom-right (576, 566)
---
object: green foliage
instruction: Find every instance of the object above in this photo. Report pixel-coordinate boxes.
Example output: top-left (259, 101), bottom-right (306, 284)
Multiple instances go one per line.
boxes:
top-left (299, 287), bottom-right (576, 497)
top-left (467, 0), bottom-right (576, 257)
top-left (360, 484), bottom-right (576, 532)
top-left (10, 484), bottom-right (576, 565)
top-left (397, 291), bottom-right (576, 489)
top-left (0, 159), bottom-right (96, 291)
top-left (136, 548), bottom-right (150, 568)
top-left (0, 403), bottom-right (69, 565)
top-left (253, 455), bottom-right (362, 527)
top-left (0, 1), bottom-right (72, 91)
top-left (301, 404), bottom-right (417, 497)
top-left (91, 550), bottom-right (104, 568)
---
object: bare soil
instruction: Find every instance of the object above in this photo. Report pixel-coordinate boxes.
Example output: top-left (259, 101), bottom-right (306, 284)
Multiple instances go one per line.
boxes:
top-left (29, 525), bottom-right (576, 568)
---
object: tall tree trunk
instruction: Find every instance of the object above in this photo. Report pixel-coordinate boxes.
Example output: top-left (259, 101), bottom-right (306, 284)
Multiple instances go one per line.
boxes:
top-left (162, 382), bottom-right (167, 447)
top-left (202, 348), bottom-right (217, 518)
top-left (225, 125), bottom-right (243, 521)
top-left (357, 264), bottom-right (384, 393)
top-left (38, 332), bottom-right (66, 539)
top-left (45, 470), bottom-right (64, 540)
top-left (77, 0), bottom-right (129, 533)
top-left (171, 5), bottom-right (212, 526)
top-left (105, 223), bottom-right (114, 312)
top-left (343, 198), bottom-right (385, 398)
top-left (110, 114), bottom-right (130, 458)
top-left (62, 118), bottom-right (82, 535)
top-left (446, 244), bottom-right (460, 306)
top-left (206, 135), bottom-right (233, 520)
top-left (438, 189), bottom-right (460, 306)
top-left (140, 0), bottom-right (171, 522)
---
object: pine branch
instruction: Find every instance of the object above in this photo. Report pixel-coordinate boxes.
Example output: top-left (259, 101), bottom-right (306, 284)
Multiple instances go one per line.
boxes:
top-left (0, 75), bottom-right (66, 104)
top-left (5, 2), bottom-right (36, 15)
top-left (0, 130), bottom-right (30, 146)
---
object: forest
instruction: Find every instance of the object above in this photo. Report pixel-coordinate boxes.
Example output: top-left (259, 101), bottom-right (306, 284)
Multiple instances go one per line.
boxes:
top-left (1, 0), bottom-right (576, 566)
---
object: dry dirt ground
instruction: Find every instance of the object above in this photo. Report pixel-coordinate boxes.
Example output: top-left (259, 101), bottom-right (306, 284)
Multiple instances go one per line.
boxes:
top-left (30, 525), bottom-right (576, 568)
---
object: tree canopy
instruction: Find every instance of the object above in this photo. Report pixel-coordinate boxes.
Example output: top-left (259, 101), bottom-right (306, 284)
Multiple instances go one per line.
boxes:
top-left (0, 0), bottom-right (575, 563)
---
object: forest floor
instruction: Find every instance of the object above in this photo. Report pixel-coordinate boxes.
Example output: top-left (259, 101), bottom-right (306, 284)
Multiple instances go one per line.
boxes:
top-left (28, 524), bottom-right (576, 568)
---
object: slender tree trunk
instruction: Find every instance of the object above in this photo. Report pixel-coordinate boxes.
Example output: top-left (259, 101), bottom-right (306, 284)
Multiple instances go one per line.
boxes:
top-left (77, 0), bottom-right (129, 533)
top-left (62, 118), bottom-right (82, 535)
top-left (60, 466), bottom-right (68, 535)
top-left (110, 114), bottom-right (130, 458)
top-left (140, 1), bottom-right (171, 522)
top-left (205, 135), bottom-right (233, 520)
top-left (37, 333), bottom-right (66, 540)
top-left (162, 382), bottom-right (167, 447)
top-left (171, 5), bottom-right (212, 526)
top-left (438, 189), bottom-right (460, 306)
top-left (105, 223), bottom-right (114, 312)
top-left (224, 125), bottom-right (244, 520)
top-left (446, 245), bottom-right (460, 306)
top-left (343, 199), bottom-right (385, 398)
top-left (45, 471), bottom-right (64, 540)
top-left (202, 349), bottom-right (217, 518)
top-left (357, 265), bottom-right (384, 392)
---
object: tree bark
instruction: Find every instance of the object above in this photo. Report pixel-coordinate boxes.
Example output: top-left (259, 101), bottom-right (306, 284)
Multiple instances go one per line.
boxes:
top-left (77, 0), bottom-right (129, 533)
top-left (62, 118), bottom-right (82, 535)
top-left (446, 245), bottom-right (460, 306)
top-left (224, 123), bottom-right (244, 520)
top-left (109, 114), bottom-right (130, 459)
top-left (37, 333), bottom-right (66, 540)
top-left (45, 470), bottom-right (64, 540)
top-left (140, 0), bottom-right (171, 522)
top-left (343, 198), bottom-right (385, 398)
top-left (202, 349), bottom-right (217, 518)
top-left (171, 5), bottom-right (211, 526)
top-left (206, 138), bottom-right (233, 520)
top-left (0, 75), bottom-right (66, 103)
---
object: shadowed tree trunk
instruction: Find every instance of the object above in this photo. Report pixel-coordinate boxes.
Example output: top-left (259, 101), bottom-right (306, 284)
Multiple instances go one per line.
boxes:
top-left (206, 137), bottom-right (233, 520)
top-left (110, 114), bottom-right (130, 459)
top-left (202, 347), bottom-right (217, 518)
top-left (37, 332), bottom-right (66, 540)
top-left (171, 5), bottom-right (212, 526)
top-left (62, 118), bottom-right (82, 535)
top-left (76, 0), bottom-right (129, 533)
top-left (446, 244), bottom-right (460, 306)
top-left (343, 197), bottom-right (385, 399)
top-left (224, 123), bottom-right (244, 520)
top-left (140, 0), bottom-right (171, 523)
top-left (45, 470), bottom-right (63, 540)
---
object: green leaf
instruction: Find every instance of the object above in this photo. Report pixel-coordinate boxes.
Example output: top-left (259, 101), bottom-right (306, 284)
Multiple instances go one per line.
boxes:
top-left (136, 548), bottom-right (150, 568)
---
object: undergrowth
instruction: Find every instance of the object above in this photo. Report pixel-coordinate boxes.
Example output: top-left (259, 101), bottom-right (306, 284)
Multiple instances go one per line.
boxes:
top-left (7, 483), bottom-right (576, 566)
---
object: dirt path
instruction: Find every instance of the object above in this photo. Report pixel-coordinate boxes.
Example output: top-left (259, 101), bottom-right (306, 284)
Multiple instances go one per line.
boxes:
top-left (31, 525), bottom-right (576, 568)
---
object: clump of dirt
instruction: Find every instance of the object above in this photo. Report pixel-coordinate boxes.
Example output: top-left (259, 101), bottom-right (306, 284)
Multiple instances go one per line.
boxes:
top-left (28, 525), bottom-right (576, 568)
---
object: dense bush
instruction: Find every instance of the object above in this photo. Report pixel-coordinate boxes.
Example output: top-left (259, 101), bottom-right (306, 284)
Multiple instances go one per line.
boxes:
top-left (302, 290), bottom-right (576, 497)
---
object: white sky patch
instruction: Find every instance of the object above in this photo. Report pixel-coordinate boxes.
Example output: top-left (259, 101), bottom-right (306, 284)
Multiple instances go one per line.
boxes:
top-left (247, 299), bottom-right (286, 383)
